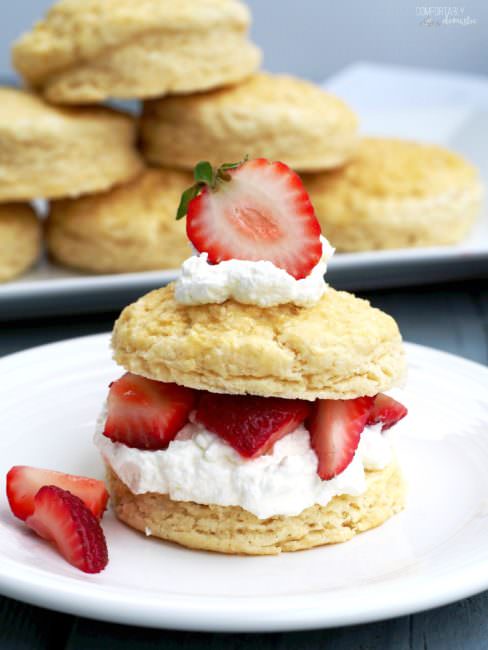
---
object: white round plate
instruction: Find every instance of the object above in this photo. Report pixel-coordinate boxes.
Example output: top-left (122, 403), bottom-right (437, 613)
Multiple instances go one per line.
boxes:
top-left (1, 334), bottom-right (488, 632)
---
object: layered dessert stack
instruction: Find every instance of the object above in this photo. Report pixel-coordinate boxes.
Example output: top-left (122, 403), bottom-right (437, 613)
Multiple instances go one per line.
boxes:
top-left (95, 158), bottom-right (408, 554)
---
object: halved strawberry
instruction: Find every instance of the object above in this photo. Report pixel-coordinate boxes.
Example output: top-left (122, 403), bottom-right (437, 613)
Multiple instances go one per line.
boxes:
top-left (309, 397), bottom-right (374, 480)
top-left (103, 373), bottom-right (196, 450)
top-left (26, 486), bottom-right (108, 574)
top-left (6, 466), bottom-right (108, 521)
top-left (178, 158), bottom-right (322, 280)
top-left (195, 393), bottom-right (311, 458)
top-left (368, 393), bottom-right (408, 431)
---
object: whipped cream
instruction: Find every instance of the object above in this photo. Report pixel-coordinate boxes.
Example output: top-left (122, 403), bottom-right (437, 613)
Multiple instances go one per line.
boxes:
top-left (94, 414), bottom-right (392, 519)
top-left (174, 236), bottom-right (334, 307)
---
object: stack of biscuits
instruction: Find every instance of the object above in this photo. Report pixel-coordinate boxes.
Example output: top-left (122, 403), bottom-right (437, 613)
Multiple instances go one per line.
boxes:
top-left (1, 0), bottom-right (483, 283)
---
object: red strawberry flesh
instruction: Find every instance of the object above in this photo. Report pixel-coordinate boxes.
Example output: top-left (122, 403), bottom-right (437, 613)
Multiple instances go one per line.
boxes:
top-left (368, 393), bottom-right (408, 431)
top-left (26, 485), bottom-right (108, 574)
top-left (195, 393), bottom-right (311, 458)
top-left (6, 466), bottom-right (108, 521)
top-left (103, 373), bottom-right (195, 450)
top-left (186, 158), bottom-right (322, 280)
top-left (309, 397), bottom-right (374, 480)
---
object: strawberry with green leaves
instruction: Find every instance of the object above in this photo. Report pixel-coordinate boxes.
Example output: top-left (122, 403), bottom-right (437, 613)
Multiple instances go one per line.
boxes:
top-left (177, 157), bottom-right (323, 280)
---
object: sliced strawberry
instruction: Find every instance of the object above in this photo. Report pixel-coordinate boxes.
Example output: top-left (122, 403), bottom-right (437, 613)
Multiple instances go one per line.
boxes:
top-left (103, 373), bottom-right (195, 450)
top-left (6, 466), bottom-right (108, 521)
top-left (368, 393), bottom-right (408, 431)
top-left (195, 393), bottom-right (311, 458)
top-left (26, 485), bottom-right (108, 574)
top-left (186, 158), bottom-right (322, 280)
top-left (309, 397), bottom-right (374, 480)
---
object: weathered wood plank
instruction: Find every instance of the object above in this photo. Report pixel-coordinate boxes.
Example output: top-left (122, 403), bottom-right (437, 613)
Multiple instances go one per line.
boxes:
top-left (65, 616), bottom-right (412, 650)
top-left (0, 596), bottom-right (72, 649)
top-left (276, 616), bottom-right (411, 650)
top-left (362, 282), bottom-right (488, 364)
top-left (410, 591), bottom-right (488, 650)
top-left (471, 284), bottom-right (488, 365)
top-left (0, 311), bottom-right (116, 357)
top-left (66, 619), bottom-right (278, 650)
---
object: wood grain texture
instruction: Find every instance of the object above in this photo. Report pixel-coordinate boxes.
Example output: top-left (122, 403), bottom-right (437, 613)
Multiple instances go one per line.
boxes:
top-left (0, 596), bottom-right (71, 649)
top-left (66, 616), bottom-right (412, 650)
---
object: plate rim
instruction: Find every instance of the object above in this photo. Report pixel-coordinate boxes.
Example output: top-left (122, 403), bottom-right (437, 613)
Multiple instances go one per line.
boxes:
top-left (0, 334), bottom-right (488, 632)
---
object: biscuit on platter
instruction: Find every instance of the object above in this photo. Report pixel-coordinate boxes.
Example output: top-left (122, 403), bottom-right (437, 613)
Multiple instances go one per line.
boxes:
top-left (112, 284), bottom-right (405, 401)
top-left (303, 137), bottom-right (484, 251)
top-left (47, 169), bottom-right (192, 274)
top-left (107, 461), bottom-right (405, 555)
top-left (140, 73), bottom-right (358, 171)
top-left (12, 0), bottom-right (261, 104)
top-left (0, 203), bottom-right (41, 282)
top-left (0, 87), bottom-right (143, 201)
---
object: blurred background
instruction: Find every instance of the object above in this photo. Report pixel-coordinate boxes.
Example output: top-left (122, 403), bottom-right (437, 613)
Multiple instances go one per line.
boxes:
top-left (2, 0), bottom-right (487, 81)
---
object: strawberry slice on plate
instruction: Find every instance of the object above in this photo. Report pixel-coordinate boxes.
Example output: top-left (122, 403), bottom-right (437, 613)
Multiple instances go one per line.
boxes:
top-left (177, 158), bottom-right (323, 280)
top-left (195, 393), bottom-right (311, 458)
top-left (309, 397), bottom-right (374, 480)
top-left (103, 373), bottom-right (196, 450)
top-left (26, 485), bottom-right (108, 574)
top-left (368, 393), bottom-right (408, 431)
top-left (6, 466), bottom-right (108, 521)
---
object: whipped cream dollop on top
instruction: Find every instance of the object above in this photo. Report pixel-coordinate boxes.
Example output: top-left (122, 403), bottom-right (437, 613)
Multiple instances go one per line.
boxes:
top-left (95, 412), bottom-right (392, 519)
top-left (174, 235), bottom-right (334, 308)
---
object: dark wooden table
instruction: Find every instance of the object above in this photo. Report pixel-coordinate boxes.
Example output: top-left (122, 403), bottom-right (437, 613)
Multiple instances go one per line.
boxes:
top-left (1, 278), bottom-right (488, 649)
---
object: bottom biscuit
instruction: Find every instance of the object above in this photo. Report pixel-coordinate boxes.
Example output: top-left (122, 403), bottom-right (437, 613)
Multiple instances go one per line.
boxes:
top-left (106, 461), bottom-right (405, 555)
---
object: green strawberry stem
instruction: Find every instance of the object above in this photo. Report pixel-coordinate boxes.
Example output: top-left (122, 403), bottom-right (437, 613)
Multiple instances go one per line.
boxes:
top-left (175, 157), bottom-right (248, 220)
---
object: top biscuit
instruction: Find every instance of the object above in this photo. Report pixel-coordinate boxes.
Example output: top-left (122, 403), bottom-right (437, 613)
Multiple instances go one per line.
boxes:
top-left (112, 284), bottom-right (405, 401)
top-left (0, 87), bottom-right (143, 201)
top-left (140, 73), bottom-right (359, 171)
top-left (12, 0), bottom-right (261, 104)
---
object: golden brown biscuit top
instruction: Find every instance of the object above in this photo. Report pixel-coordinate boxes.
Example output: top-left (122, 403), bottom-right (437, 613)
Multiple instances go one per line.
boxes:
top-left (49, 168), bottom-right (192, 235)
top-left (112, 283), bottom-right (405, 400)
top-left (12, 0), bottom-right (251, 85)
top-left (144, 73), bottom-right (357, 129)
top-left (0, 87), bottom-right (134, 131)
top-left (305, 137), bottom-right (479, 199)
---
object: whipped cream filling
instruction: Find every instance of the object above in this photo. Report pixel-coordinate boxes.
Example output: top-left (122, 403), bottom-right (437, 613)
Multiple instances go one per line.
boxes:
top-left (174, 236), bottom-right (334, 307)
top-left (94, 412), bottom-right (392, 519)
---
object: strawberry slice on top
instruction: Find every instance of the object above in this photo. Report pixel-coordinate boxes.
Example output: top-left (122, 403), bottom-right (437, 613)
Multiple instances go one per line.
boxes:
top-left (195, 393), bottom-right (311, 459)
top-left (103, 373), bottom-right (196, 450)
top-left (368, 393), bottom-right (408, 431)
top-left (308, 397), bottom-right (374, 480)
top-left (176, 158), bottom-right (323, 280)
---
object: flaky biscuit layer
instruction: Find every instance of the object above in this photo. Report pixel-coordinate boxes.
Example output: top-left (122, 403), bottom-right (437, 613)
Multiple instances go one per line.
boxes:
top-left (112, 284), bottom-right (405, 400)
top-left (141, 73), bottom-right (358, 171)
top-left (47, 168), bottom-right (192, 273)
top-left (0, 87), bottom-right (143, 201)
top-left (0, 203), bottom-right (41, 282)
top-left (12, 0), bottom-right (260, 103)
top-left (303, 137), bottom-right (484, 251)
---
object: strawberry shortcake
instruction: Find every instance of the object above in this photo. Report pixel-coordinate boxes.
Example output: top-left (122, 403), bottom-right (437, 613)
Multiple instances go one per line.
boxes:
top-left (95, 158), bottom-right (408, 555)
